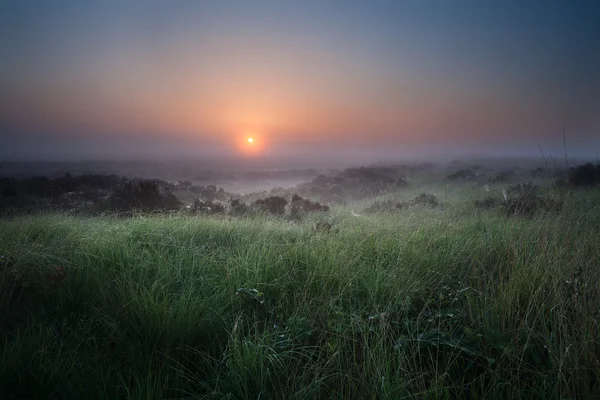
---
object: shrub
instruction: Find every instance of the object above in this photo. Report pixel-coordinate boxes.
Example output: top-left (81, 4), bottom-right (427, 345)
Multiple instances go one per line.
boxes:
top-left (290, 194), bottom-right (329, 218)
top-left (229, 198), bottom-right (249, 215)
top-left (104, 180), bottom-right (181, 214)
top-left (252, 196), bottom-right (288, 215)
top-left (176, 180), bottom-right (193, 190)
top-left (0, 178), bottom-right (17, 198)
top-left (0, 174), bottom-right (133, 215)
top-left (294, 166), bottom-right (408, 202)
top-left (189, 199), bottom-right (225, 214)
top-left (366, 193), bottom-right (438, 212)
top-left (408, 192), bottom-right (438, 207)
top-left (503, 182), bottom-right (563, 218)
top-left (568, 163), bottom-right (600, 187)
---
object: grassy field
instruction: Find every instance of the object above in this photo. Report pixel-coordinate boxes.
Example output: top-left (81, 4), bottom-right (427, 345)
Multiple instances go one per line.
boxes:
top-left (1, 181), bottom-right (599, 399)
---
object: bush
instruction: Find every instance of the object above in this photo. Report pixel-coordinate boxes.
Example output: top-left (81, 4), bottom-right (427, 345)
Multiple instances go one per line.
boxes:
top-left (0, 178), bottom-right (17, 198)
top-left (104, 180), bottom-right (181, 214)
top-left (176, 180), bottom-right (193, 190)
top-left (409, 192), bottom-right (438, 207)
top-left (189, 199), bottom-right (225, 214)
top-left (503, 182), bottom-right (563, 218)
top-left (395, 192), bottom-right (439, 209)
top-left (252, 196), bottom-right (288, 215)
top-left (294, 166), bottom-right (408, 202)
top-left (290, 194), bottom-right (329, 218)
top-left (0, 174), bottom-right (132, 215)
top-left (229, 198), bottom-right (249, 215)
top-left (367, 193), bottom-right (438, 212)
top-left (568, 163), bottom-right (600, 187)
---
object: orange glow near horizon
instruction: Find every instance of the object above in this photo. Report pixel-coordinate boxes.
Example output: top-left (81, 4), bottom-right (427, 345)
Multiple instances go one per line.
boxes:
top-left (2, 2), bottom-right (598, 160)
top-left (0, 36), bottom-right (580, 152)
top-left (235, 133), bottom-right (265, 157)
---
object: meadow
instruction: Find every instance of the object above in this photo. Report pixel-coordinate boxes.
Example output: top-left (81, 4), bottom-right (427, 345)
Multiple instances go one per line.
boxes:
top-left (1, 164), bottom-right (599, 399)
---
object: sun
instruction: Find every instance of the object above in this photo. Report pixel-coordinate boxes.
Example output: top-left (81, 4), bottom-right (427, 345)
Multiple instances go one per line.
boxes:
top-left (235, 133), bottom-right (264, 156)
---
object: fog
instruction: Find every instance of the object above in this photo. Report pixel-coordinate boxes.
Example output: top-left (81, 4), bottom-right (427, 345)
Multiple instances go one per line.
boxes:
top-left (1, 132), bottom-right (598, 166)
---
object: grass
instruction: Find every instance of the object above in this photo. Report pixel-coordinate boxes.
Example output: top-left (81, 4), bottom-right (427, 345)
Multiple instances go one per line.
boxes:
top-left (1, 182), bottom-right (599, 399)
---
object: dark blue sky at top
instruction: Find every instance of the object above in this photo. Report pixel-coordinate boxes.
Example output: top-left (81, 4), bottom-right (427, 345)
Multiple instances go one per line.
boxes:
top-left (1, 0), bottom-right (599, 160)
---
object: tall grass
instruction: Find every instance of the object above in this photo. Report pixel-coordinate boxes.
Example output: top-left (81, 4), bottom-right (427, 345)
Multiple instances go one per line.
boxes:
top-left (1, 188), bottom-right (599, 399)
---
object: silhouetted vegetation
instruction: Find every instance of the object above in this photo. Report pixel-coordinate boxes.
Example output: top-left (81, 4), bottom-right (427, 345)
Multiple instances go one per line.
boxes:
top-left (228, 198), bottom-right (250, 216)
top-left (226, 194), bottom-right (329, 218)
top-left (366, 193), bottom-right (439, 213)
top-left (252, 195), bottom-right (288, 215)
top-left (105, 180), bottom-right (181, 214)
top-left (0, 173), bottom-right (236, 216)
top-left (295, 166), bottom-right (408, 202)
top-left (408, 192), bottom-right (438, 207)
top-left (504, 182), bottom-right (563, 218)
top-left (0, 173), bottom-right (128, 215)
top-left (568, 162), bottom-right (600, 187)
top-left (188, 198), bottom-right (226, 214)
top-left (187, 183), bottom-right (228, 201)
top-left (0, 178), bottom-right (17, 198)
top-left (290, 194), bottom-right (329, 218)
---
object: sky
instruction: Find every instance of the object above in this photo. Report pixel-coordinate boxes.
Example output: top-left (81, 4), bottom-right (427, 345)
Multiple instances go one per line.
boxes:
top-left (1, 0), bottom-right (599, 162)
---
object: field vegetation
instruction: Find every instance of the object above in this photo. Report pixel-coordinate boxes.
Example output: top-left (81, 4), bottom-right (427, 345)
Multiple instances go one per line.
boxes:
top-left (1, 160), bottom-right (599, 399)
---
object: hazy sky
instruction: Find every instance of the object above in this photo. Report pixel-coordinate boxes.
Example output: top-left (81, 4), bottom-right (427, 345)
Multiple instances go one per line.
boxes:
top-left (1, 0), bottom-right (599, 161)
